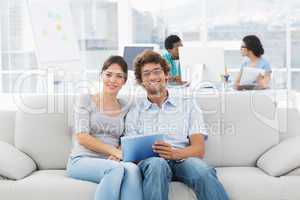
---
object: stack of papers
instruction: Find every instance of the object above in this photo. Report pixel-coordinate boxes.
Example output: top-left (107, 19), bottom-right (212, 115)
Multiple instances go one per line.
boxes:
top-left (240, 67), bottom-right (265, 85)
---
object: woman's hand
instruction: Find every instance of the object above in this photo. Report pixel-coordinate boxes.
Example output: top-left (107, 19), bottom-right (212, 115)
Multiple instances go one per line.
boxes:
top-left (234, 83), bottom-right (242, 90)
top-left (108, 148), bottom-right (122, 162)
top-left (111, 148), bottom-right (123, 160)
top-left (256, 74), bottom-right (267, 89)
top-left (107, 155), bottom-right (121, 162)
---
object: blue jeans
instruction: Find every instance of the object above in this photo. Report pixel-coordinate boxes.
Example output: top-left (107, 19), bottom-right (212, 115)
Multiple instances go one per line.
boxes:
top-left (67, 156), bottom-right (143, 200)
top-left (138, 157), bottom-right (229, 200)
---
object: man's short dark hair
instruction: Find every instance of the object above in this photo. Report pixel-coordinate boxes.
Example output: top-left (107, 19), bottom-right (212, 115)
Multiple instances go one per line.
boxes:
top-left (164, 35), bottom-right (181, 50)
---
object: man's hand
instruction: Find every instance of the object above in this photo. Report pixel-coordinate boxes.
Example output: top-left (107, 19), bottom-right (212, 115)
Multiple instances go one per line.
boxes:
top-left (153, 141), bottom-right (179, 160)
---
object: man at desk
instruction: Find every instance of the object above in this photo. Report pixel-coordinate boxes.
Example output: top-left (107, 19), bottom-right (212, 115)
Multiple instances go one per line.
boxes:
top-left (125, 50), bottom-right (229, 200)
top-left (162, 35), bottom-right (183, 84)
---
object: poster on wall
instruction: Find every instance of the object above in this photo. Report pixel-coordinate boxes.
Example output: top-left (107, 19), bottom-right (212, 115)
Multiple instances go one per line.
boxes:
top-left (29, 0), bottom-right (81, 71)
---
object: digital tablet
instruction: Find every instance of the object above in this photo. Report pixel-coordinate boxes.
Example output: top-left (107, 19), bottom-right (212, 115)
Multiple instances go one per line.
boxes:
top-left (121, 134), bottom-right (165, 162)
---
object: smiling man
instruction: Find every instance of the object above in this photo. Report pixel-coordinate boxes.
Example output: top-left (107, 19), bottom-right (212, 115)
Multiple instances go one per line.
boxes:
top-left (125, 50), bottom-right (229, 200)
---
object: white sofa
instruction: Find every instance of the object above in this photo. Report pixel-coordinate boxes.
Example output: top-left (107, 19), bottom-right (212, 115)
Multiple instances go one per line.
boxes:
top-left (1, 90), bottom-right (300, 200)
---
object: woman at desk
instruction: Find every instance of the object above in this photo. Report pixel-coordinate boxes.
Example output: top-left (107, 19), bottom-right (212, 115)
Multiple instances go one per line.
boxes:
top-left (235, 35), bottom-right (271, 89)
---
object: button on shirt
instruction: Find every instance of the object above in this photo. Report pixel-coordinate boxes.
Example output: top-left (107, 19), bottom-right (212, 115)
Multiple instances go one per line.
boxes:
top-left (125, 91), bottom-right (208, 149)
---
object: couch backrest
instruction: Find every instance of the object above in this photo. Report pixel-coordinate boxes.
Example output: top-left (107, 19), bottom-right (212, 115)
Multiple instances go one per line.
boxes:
top-left (9, 90), bottom-right (288, 169)
top-left (278, 107), bottom-right (300, 141)
top-left (205, 91), bottom-right (280, 166)
top-left (191, 90), bottom-right (281, 167)
top-left (0, 110), bottom-right (16, 145)
top-left (14, 95), bottom-right (73, 170)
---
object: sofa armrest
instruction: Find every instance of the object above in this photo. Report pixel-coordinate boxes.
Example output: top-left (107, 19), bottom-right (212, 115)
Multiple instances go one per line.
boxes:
top-left (0, 141), bottom-right (36, 180)
top-left (257, 136), bottom-right (300, 177)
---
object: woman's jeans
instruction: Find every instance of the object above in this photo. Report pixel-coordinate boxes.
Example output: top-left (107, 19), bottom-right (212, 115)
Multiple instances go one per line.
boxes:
top-left (67, 156), bottom-right (143, 200)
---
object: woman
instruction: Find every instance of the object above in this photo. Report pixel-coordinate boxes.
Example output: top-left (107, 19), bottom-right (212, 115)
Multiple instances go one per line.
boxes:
top-left (67, 56), bottom-right (143, 200)
top-left (235, 35), bottom-right (271, 89)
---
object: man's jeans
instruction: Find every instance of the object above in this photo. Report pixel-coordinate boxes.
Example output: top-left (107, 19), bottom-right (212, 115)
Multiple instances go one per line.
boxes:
top-left (138, 157), bottom-right (229, 200)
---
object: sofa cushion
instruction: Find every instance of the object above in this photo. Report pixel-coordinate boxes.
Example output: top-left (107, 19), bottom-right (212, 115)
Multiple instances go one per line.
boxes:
top-left (279, 176), bottom-right (300, 200)
top-left (221, 92), bottom-right (279, 166)
top-left (0, 141), bottom-right (36, 180)
top-left (197, 91), bottom-right (279, 167)
top-left (5, 170), bottom-right (96, 200)
top-left (278, 107), bottom-right (300, 141)
top-left (216, 167), bottom-right (281, 200)
top-left (194, 92), bottom-right (224, 166)
top-left (14, 95), bottom-right (73, 170)
top-left (169, 182), bottom-right (196, 200)
top-left (0, 170), bottom-right (196, 200)
top-left (257, 136), bottom-right (300, 177)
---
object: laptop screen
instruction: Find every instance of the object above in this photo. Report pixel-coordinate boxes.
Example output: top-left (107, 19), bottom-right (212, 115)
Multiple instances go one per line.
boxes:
top-left (123, 46), bottom-right (154, 70)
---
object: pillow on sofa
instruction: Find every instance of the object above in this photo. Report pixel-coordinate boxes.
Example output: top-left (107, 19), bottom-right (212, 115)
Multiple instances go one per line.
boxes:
top-left (286, 167), bottom-right (300, 176)
top-left (257, 136), bottom-right (300, 177)
top-left (0, 141), bottom-right (36, 180)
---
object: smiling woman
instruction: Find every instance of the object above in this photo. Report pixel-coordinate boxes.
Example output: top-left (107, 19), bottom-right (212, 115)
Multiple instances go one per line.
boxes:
top-left (66, 55), bottom-right (143, 200)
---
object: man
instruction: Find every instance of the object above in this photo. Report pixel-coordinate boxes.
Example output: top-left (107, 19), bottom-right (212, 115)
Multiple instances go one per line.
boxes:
top-left (125, 50), bottom-right (229, 200)
top-left (162, 35), bottom-right (183, 84)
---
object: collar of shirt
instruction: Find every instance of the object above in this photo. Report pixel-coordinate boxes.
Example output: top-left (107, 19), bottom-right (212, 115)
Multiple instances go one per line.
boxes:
top-left (142, 90), bottom-right (177, 111)
top-left (162, 49), bottom-right (172, 59)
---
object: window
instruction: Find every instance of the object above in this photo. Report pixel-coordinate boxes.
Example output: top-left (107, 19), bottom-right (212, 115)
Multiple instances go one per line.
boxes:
top-left (0, 0), bottom-right (37, 93)
top-left (291, 7), bottom-right (300, 90)
top-left (129, 0), bottom-right (203, 47)
top-left (0, 0), bottom-right (118, 93)
top-left (207, 0), bottom-right (287, 69)
top-left (2, 0), bottom-right (300, 93)
top-left (207, 0), bottom-right (288, 88)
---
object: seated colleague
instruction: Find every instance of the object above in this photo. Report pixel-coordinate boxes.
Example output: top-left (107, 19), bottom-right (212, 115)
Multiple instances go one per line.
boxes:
top-left (235, 35), bottom-right (272, 89)
top-left (67, 56), bottom-right (142, 200)
top-left (125, 50), bottom-right (229, 200)
top-left (162, 35), bottom-right (183, 84)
